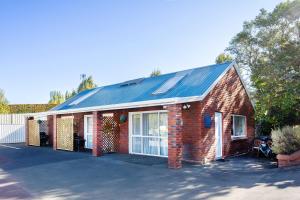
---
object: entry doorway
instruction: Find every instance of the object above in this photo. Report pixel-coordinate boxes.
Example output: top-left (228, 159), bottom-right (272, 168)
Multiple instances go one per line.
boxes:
top-left (215, 112), bottom-right (223, 159)
top-left (84, 115), bottom-right (93, 149)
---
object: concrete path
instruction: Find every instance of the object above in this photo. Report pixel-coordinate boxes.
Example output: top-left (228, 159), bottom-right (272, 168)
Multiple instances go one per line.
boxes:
top-left (0, 144), bottom-right (299, 200)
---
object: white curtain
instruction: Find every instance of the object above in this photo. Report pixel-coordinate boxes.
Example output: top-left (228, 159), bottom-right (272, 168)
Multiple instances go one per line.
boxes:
top-left (131, 112), bottom-right (168, 156)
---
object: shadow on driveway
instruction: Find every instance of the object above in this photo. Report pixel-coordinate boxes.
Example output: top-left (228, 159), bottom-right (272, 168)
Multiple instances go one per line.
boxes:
top-left (0, 144), bottom-right (299, 200)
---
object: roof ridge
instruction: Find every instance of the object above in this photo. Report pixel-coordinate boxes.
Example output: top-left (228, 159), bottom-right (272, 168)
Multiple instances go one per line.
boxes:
top-left (93, 61), bottom-right (234, 89)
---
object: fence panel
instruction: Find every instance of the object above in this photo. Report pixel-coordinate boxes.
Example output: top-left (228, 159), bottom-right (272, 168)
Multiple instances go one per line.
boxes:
top-left (0, 114), bottom-right (28, 144)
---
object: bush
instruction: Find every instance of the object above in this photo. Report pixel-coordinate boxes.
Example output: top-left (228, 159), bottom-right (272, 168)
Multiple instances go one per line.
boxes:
top-left (271, 126), bottom-right (300, 155)
top-left (8, 104), bottom-right (57, 114)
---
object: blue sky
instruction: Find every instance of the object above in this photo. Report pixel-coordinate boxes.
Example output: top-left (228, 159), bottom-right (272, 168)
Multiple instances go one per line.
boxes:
top-left (0, 0), bottom-right (283, 104)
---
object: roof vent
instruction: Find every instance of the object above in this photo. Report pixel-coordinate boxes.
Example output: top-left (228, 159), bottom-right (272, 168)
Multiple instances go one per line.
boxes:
top-left (152, 69), bottom-right (192, 95)
top-left (120, 78), bottom-right (145, 87)
top-left (69, 88), bottom-right (101, 105)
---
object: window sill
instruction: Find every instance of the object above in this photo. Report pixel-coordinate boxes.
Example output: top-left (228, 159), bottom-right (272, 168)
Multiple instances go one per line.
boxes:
top-left (231, 136), bottom-right (247, 141)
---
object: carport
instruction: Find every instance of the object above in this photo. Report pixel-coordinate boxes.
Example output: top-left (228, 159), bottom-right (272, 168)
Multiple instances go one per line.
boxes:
top-left (26, 112), bottom-right (121, 154)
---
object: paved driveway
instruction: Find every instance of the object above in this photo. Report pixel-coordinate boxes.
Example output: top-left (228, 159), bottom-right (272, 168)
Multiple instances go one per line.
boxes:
top-left (0, 144), bottom-right (299, 200)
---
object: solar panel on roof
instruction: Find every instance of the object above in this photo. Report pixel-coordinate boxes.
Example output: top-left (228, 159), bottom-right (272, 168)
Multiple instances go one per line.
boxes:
top-left (69, 88), bottom-right (102, 105)
top-left (152, 69), bottom-right (193, 95)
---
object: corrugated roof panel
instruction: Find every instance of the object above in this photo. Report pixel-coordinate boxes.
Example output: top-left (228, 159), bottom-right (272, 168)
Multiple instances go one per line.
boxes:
top-left (51, 62), bottom-right (233, 111)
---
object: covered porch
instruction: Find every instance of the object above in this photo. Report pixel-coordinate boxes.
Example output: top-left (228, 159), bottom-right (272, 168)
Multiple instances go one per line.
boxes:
top-left (42, 104), bottom-right (184, 168)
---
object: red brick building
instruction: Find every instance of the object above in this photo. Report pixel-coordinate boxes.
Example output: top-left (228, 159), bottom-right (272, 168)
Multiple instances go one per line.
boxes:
top-left (27, 61), bottom-right (254, 169)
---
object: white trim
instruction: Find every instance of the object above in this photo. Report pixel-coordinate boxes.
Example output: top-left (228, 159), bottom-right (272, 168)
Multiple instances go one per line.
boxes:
top-left (215, 112), bottom-right (223, 159)
top-left (129, 110), bottom-right (168, 158)
top-left (232, 115), bottom-right (247, 139)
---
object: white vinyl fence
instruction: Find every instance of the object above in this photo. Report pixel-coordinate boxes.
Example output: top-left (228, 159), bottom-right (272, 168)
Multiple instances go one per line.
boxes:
top-left (0, 114), bottom-right (28, 143)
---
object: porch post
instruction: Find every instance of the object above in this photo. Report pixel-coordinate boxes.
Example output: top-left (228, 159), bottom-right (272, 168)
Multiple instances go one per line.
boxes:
top-left (92, 111), bottom-right (103, 156)
top-left (25, 117), bottom-right (29, 146)
top-left (52, 115), bottom-right (57, 150)
top-left (167, 104), bottom-right (183, 169)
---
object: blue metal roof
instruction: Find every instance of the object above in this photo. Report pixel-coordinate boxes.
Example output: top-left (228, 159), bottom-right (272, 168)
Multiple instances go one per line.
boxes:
top-left (52, 62), bottom-right (233, 111)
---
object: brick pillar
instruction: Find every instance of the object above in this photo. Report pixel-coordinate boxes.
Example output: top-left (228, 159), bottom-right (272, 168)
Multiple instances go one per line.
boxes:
top-left (167, 104), bottom-right (183, 169)
top-left (52, 115), bottom-right (57, 150)
top-left (25, 117), bottom-right (29, 146)
top-left (119, 111), bottom-right (129, 154)
top-left (92, 111), bottom-right (103, 156)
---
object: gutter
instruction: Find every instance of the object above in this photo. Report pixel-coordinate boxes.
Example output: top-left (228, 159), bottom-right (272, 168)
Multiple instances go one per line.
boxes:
top-left (38, 95), bottom-right (203, 116)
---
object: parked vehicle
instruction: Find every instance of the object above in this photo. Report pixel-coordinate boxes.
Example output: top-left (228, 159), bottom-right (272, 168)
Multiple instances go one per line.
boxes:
top-left (253, 136), bottom-right (276, 159)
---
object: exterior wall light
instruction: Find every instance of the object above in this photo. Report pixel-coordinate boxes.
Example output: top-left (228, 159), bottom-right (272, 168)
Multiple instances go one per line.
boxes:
top-left (182, 103), bottom-right (191, 110)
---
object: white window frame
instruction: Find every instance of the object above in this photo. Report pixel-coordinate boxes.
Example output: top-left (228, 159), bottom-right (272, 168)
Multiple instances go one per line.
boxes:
top-left (232, 114), bottom-right (247, 139)
top-left (129, 110), bottom-right (168, 158)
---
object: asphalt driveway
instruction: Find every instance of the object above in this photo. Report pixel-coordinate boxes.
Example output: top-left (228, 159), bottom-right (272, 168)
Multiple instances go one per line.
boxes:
top-left (0, 144), bottom-right (299, 200)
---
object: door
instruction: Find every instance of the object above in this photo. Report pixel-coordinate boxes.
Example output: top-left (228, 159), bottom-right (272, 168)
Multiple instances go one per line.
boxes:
top-left (84, 115), bottom-right (93, 149)
top-left (215, 112), bottom-right (223, 159)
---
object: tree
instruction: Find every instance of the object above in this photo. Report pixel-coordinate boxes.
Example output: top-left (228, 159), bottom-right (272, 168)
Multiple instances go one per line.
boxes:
top-left (0, 89), bottom-right (9, 113)
top-left (215, 53), bottom-right (233, 64)
top-left (150, 69), bottom-right (161, 77)
top-left (77, 75), bottom-right (97, 93)
top-left (49, 74), bottom-right (97, 103)
top-left (49, 91), bottom-right (65, 104)
top-left (226, 0), bottom-right (300, 133)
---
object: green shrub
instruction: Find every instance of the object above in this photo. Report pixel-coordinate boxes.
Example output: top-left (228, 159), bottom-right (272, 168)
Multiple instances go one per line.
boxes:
top-left (271, 126), bottom-right (300, 155)
top-left (8, 104), bottom-right (57, 114)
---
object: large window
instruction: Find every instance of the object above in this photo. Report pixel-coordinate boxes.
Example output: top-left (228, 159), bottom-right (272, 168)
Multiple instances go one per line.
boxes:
top-left (232, 115), bottom-right (246, 138)
top-left (130, 111), bottom-right (168, 157)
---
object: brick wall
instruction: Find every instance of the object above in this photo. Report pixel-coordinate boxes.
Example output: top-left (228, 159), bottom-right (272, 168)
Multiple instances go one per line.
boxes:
top-left (167, 104), bottom-right (183, 168)
top-left (195, 66), bottom-right (255, 162)
top-left (47, 115), bottom-right (53, 145)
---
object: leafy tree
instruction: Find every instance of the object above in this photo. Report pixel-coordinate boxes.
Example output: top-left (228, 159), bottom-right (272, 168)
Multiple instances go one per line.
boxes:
top-left (150, 69), bottom-right (161, 77)
top-left (49, 91), bottom-right (65, 104)
top-left (226, 0), bottom-right (300, 133)
top-left (0, 89), bottom-right (9, 113)
top-left (65, 89), bottom-right (78, 100)
top-left (215, 53), bottom-right (233, 64)
top-left (49, 74), bottom-right (97, 103)
top-left (77, 75), bottom-right (97, 93)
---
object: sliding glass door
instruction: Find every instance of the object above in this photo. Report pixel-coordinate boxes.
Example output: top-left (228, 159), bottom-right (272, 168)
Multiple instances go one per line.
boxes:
top-left (130, 111), bottom-right (168, 157)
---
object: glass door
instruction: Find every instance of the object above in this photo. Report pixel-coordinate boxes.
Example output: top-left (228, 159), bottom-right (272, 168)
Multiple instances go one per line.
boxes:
top-left (84, 115), bottom-right (93, 149)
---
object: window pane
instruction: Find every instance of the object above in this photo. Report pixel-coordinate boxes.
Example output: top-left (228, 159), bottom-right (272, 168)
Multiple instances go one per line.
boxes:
top-left (143, 137), bottom-right (159, 155)
top-left (132, 114), bottom-right (141, 135)
top-left (143, 113), bottom-right (159, 136)
top-left (132, 137), bottom-right (142, 153)
top-left (160, 138), bottom-right (168, 156)
top-left (233, 116), bottom-right (245, 136)
top-left (159, 113), bottom-right (168, 137)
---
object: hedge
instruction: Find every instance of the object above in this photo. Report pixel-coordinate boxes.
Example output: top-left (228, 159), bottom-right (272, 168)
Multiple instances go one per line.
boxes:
top-left (9, 104), bottom-right (57, 114)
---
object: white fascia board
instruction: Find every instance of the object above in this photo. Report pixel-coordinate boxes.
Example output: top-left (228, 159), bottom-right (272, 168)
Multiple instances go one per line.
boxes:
top-left (43, 96), bottom-right (203, 116)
